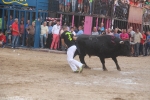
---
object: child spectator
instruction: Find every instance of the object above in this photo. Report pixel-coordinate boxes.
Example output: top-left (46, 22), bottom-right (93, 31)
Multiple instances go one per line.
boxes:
top-left (0, 31), bottom-right (6, 48)
top-left (65, 0), bottom-right (71, 12)
top-left (83, 0), bottom-right (90, 14)
top-left (139, 31), bottom-right (146, 55)
top-left (70, 27), bottom-right (76, 36)
top-left (78, 0), bottom-right (83, 13)
top-left (72, 0), bottom-right (77, 12)
top-left (6, 25), bottom-right (12, 45)
top-left (59, 0), bottom-right (64, 12)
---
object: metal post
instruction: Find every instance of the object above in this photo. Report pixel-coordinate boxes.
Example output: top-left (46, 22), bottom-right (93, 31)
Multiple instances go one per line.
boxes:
top-left (13, 10), bottom-right (16, 19)
top-left (34, 0), bottom-right (40, 48)
top-left (30, 11), bottom-right (32, 24)
top-left (2, 9), bottom-right (4, 32)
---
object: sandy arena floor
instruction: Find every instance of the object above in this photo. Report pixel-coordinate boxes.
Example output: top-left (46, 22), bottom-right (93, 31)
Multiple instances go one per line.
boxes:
top-left (0, 48), bottom-right (150, 100)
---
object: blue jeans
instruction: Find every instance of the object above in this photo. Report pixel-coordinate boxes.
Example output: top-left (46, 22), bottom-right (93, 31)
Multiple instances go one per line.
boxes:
top-left (40, 34), bottom-right (47, 48)
top-left (72, 0), bottom-right (77, 12)
top-left (12, 35), bottom-right (19, 48)
top-left (134, 43), bottom-right (140, 56)
top-left (89, 2), bottom-right (92, 14)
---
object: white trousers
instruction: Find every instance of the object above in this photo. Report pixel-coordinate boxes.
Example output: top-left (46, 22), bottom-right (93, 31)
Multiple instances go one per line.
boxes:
top-left (67, 45), bottom-right (83, 71)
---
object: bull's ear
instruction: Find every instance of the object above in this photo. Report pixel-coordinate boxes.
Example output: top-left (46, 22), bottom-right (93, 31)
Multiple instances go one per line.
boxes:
top-left (119, 41), bottom-right (124, 44)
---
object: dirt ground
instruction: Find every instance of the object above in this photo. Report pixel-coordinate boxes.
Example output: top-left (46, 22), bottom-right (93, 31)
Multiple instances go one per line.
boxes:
top-left (0, 48), bottom-right (150, 100)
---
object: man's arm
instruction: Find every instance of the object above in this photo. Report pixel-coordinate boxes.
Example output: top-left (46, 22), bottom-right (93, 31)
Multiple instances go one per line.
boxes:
top-left (61, 39), bottom-right (68, 48)
top-left (73, 36), bottom-right (77, 40)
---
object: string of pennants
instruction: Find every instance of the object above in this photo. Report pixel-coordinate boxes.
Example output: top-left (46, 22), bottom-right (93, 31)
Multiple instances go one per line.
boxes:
top-left (46, 17), bottom-right (61, 22)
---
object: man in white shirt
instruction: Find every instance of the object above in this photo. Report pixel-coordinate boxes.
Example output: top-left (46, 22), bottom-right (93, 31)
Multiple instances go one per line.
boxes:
top-left (40, 21), bottom-right (48, 48)
top-left (106, 28), bottom-right (114, 36)
top-left (133, 29), bottom-right (143, 57)
top-left (50, 20), bottom-right (61, 50)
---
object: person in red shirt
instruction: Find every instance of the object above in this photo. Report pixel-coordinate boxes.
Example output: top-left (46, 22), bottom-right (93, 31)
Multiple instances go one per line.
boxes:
top-left (139, 31), bottom-right (146, 55)
top-left (11, 18), bottom-right (20, 48)
top-left (0, 31), bottom-right (6, 48)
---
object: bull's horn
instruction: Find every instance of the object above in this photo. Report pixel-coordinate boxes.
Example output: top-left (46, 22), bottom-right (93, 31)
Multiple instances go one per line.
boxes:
top-left (119, 41), bottom-right (124, 44)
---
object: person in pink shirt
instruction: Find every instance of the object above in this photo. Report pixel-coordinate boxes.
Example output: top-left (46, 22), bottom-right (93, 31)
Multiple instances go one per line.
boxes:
top-left (120, 29), bottom-right (129, 40)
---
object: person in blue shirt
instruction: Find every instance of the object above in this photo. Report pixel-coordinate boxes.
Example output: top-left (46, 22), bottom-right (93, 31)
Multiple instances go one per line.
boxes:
top-left (46, 22), bottom-right (53, 48)
top-left (25, 20), bottom-right (30, 46)
top-left (98, 23), bottom-right (105, 35)
top-left (144, 31), bottom-right (150, 56)
top-left (76, 26), bottom-right (83, 36)
top-left (113, 28), bottom-right (120, 38)
top-left (7, 15), bottom-right (14, 29)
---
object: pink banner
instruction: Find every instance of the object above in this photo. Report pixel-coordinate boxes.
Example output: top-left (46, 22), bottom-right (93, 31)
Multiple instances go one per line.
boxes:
top-left (60, 14), bottom-right (62, 26)
top-left (72, 15), bottom-right (74, 27)
top-left (84, 16), bottom-right (93, 35)
top-left (96, 17), bottom-right (98, 28)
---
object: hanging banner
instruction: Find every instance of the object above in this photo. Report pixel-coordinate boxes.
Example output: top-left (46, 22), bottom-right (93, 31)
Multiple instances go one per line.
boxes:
top-left (128, 6), bottom-right (143, 24)
top-left (84, 16), bottom-right (93, 35)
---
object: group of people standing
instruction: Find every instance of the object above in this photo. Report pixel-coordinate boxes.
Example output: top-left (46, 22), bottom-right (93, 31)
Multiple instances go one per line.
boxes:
top-left (58, 0), bottom-right (93, 14)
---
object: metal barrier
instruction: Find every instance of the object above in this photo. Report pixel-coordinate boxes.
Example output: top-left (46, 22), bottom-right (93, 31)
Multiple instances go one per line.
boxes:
top-left (0, 0), bottom-right (49, 48)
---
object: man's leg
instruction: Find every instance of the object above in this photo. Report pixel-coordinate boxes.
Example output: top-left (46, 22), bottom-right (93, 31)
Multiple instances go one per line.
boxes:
top-left (40, 35), bottom-right (44, 48)
top-left (14, 36), bottom-right (19, 48)
top-left (43, 34), bottom-right (47, 46)
top-left (28, 34), bottom-right (31, 47)
top-left (50, 34), bottom-right (56, 49)
top-left (54, 34), bottom-right (59, 50)
top-left (11, 35), bottom-right (16, 48)
top-left (67, 45), bottom-right (83, 72)
top-left (137, 43), bottom-right (140, 56)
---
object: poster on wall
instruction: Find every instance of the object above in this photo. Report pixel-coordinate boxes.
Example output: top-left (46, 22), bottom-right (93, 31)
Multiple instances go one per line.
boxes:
top-left (0, 18), bottom-right (2, 29)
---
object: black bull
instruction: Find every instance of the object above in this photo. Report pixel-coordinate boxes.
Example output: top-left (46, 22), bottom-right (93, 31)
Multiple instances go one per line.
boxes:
top-left (74, 35), bottom-right (130, 71)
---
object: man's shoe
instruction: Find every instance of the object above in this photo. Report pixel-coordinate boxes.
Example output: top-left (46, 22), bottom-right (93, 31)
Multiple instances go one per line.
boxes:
top-left (79, 64), bottom-right (85, 73)
top-left (73, 70), bottom-right (79, 73)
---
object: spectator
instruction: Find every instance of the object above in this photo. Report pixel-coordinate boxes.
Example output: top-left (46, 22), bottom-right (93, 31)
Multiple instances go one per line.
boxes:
top-left (46, 21), bottom-right (53, 48)
top-left (50, 20), bottom-right (61, 50)
top-left (133, 29), bottom-right (143, 57)
top-left (98, 23), bottom-right (105, 35)
top-left (0, 31), bottom-right (6, 48)
top-left (72, 0), bottom-right (77, 12)
top-left (139, 31), bottom-right (146, 55)
top-left (26, 22), bottom-right (35, 48)
top-left (65, 0), bottom-right (71, 12)
top-left (19, 20), bottom-right (24, 46)
top-left (58, 0), bottom-right (64, 12)
top-left (76, 26), bottom-right (83, 36)
top-left (40, 21), bottom-right (48, 48)
top-left (144, 31), bottom-right (150, 56)
top-left (120, 29), bottom-right (129, 40)
top-left (106, 28), bottom-right (114, 36)
top-left (74, 26), bottom-right (78, 33)
top-left (129, 26), bottom-right (135, 55)
top-left (11, 18), bottom-right (19, 49)
top-left (6, 25), bottom-right (12, 45)
top-left (7, 15), bottom-right (14, 29)
top-left (60, 27), bottom-right (65, 51)
top-left (70, 27), bottom-right (76, 36)
top-left (25, 20), bottom-right (30, 46)
top-left (78, 0), bottom-right (83, 13)
top-left (83, 0), bottom-right (89, 14)
top-left (92, 27), bottom-right (99, 35)
top-left (89, 0), bottom-right (93, 14)
top-left (114, 28), bottom-right (120, 38)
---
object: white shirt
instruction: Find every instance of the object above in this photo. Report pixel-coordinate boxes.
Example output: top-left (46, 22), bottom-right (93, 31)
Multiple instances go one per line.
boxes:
top-left (52, 24), bottom-right (61, 35)
top-left (41, 25), bottom-right (48, 35)
top-left (106, 32), bottom-right (114, 36)
top-left (71, 31), bottom-right (76, 36)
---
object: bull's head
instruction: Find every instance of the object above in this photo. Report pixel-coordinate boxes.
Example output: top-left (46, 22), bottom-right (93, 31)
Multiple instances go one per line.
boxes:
top-left (120, 40), bottom-right (131, 56)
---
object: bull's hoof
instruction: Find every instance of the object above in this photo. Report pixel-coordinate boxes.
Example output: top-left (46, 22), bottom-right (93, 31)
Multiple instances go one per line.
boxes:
top-left (117, 68), bottom-right (121, 71)
top-left (84, 65), bottom-right (91, 69)
top-left (103, 69), bottom-right (108, 71)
